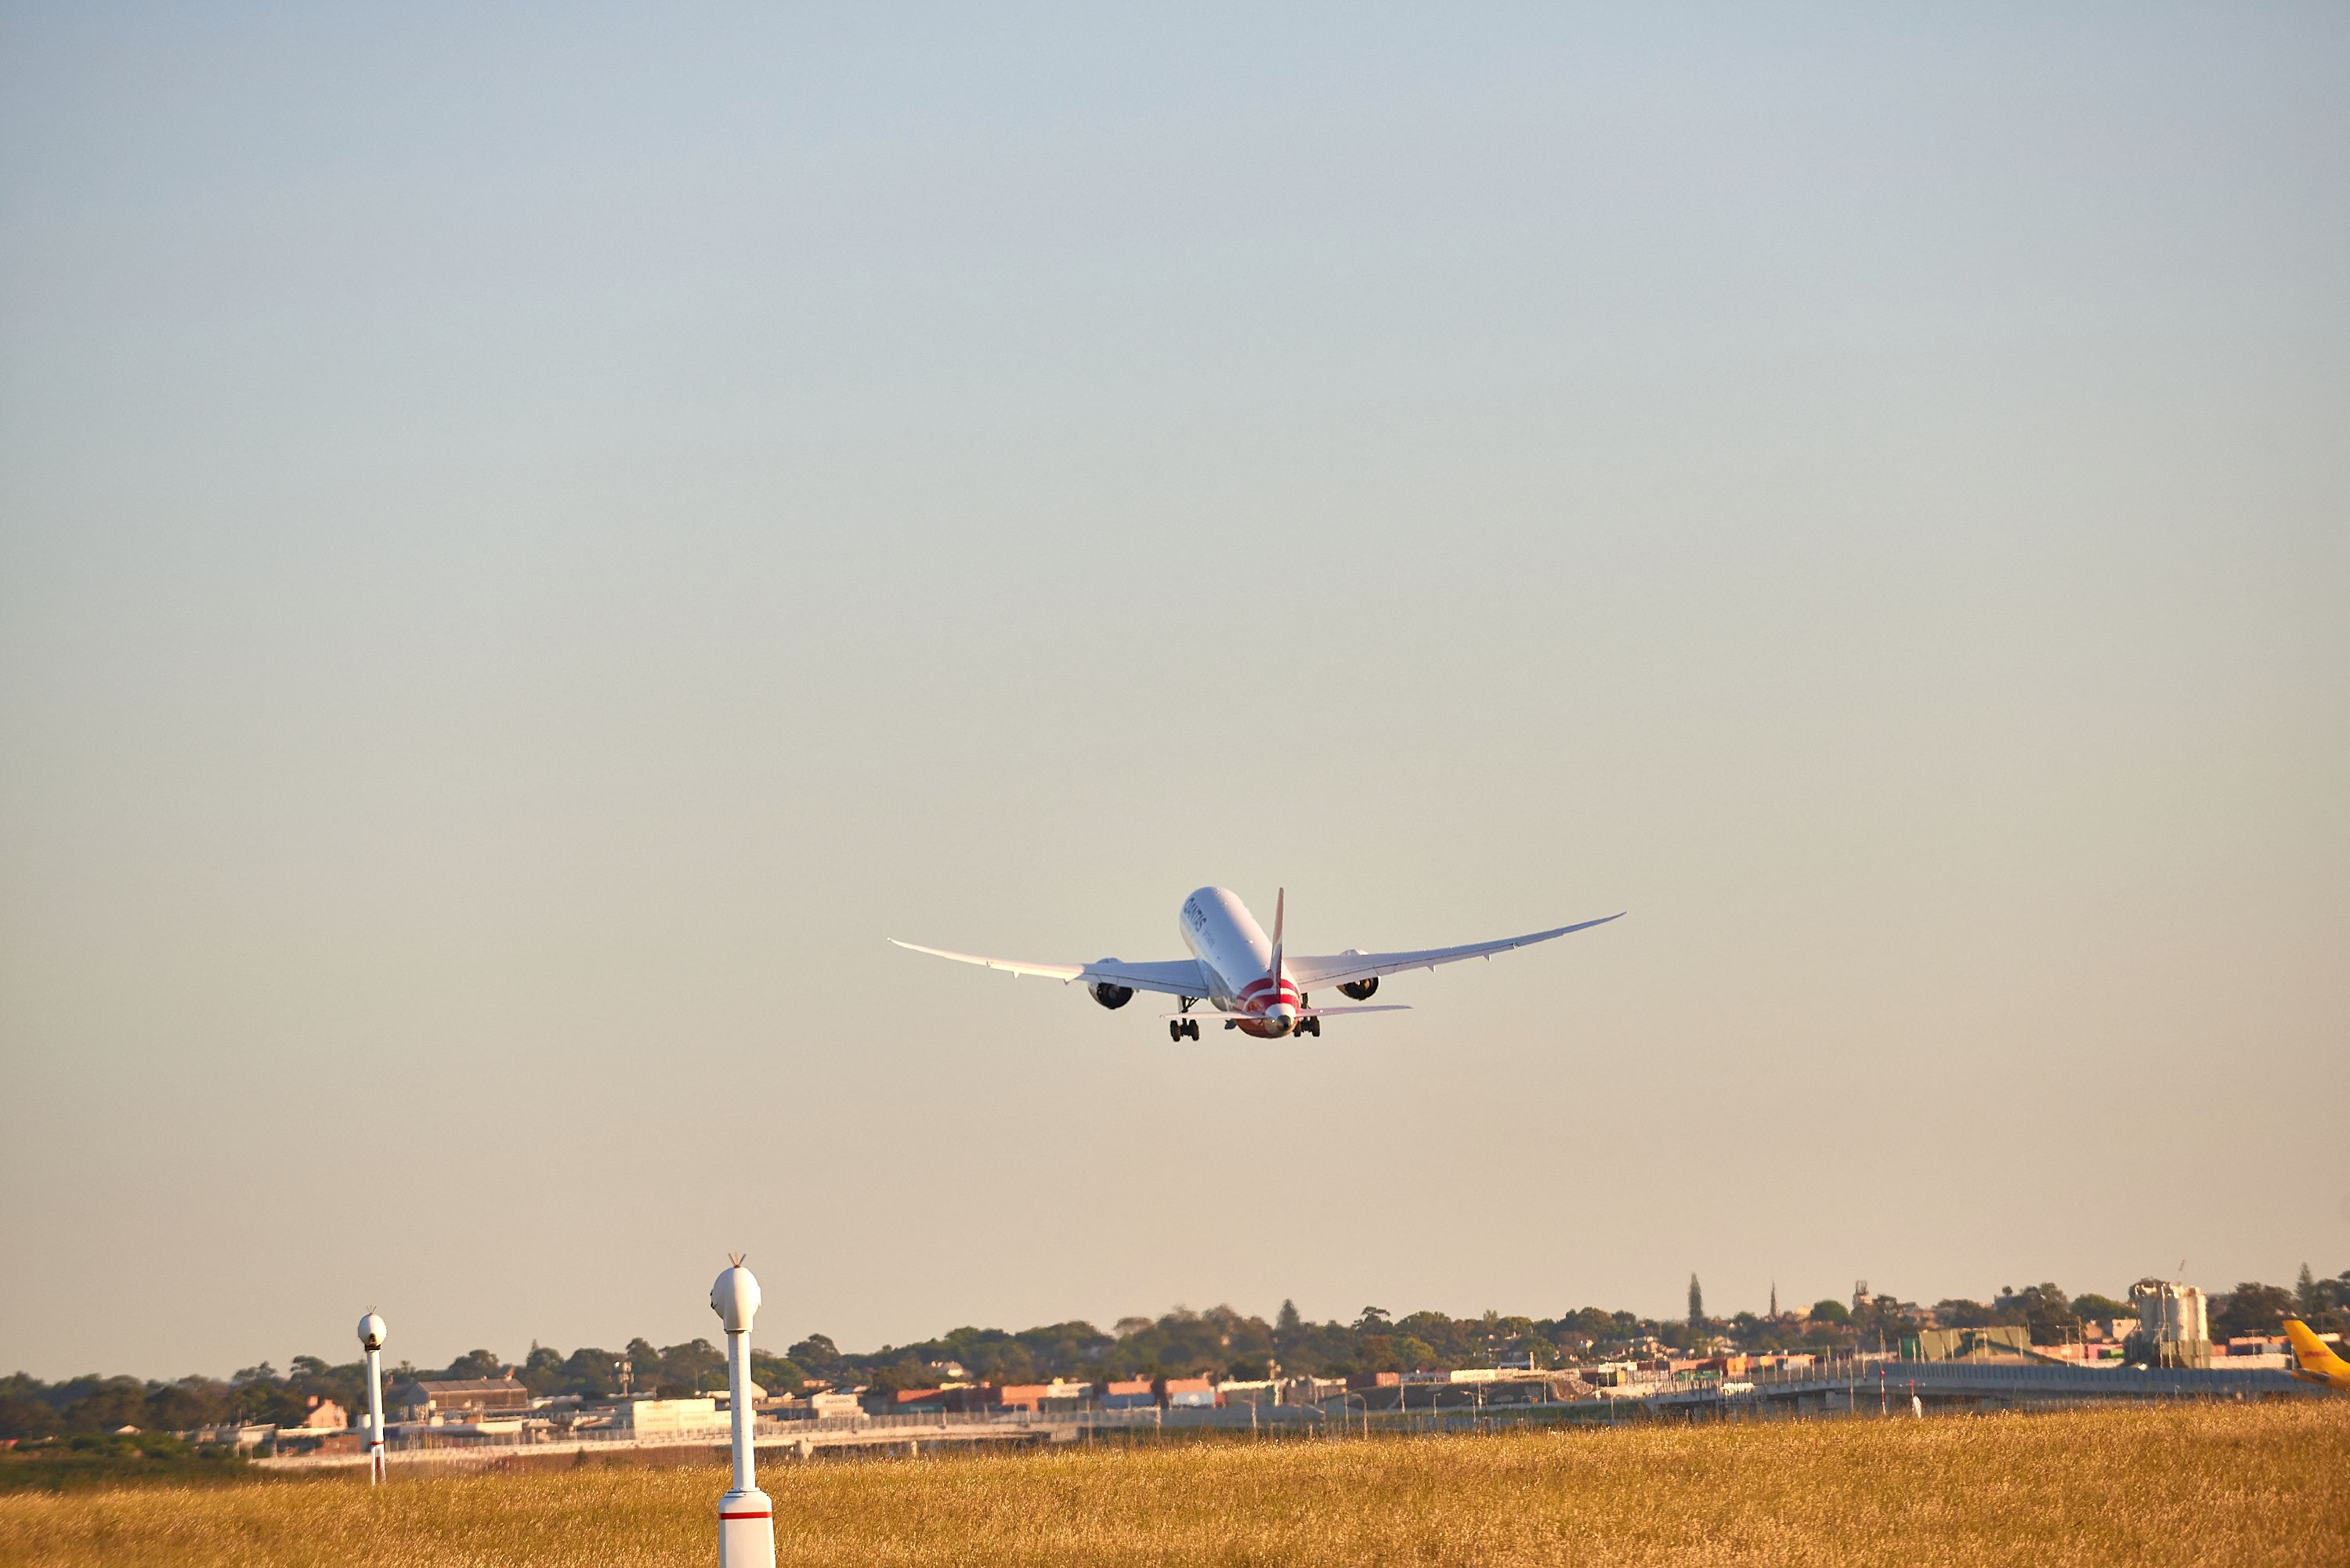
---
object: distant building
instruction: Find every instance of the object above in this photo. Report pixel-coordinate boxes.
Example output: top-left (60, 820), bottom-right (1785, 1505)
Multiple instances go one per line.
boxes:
top-left (1099, 1379), bottom-right (1155, 1410)
top-left (403, 1376), bottom-right (530, 1421)
top-left (997, 1380), bottom-right (1089, 1411)
top-left (1213, 1379), bottom-right (1278, 1409)
top-left (1907, 1327), bottom-right (2030, 1362)
top-left (192, 1424), bottom-right (277, 1449)
top-left (1162, 1378), bottom-right (1215, 1408)
top-left (862, 1387), bottom-right (949, 1414)
top-left (297, 1398), bottom-right (348, 1430)
top-left (611, 1398), bottom-right (727, 1436)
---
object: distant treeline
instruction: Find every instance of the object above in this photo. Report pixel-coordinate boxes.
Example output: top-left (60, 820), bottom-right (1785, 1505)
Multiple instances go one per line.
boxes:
top-left (8, 1268), bottom-right (2343, 1442)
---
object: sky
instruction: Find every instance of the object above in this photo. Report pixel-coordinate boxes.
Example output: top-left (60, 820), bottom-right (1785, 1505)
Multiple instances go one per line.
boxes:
top-left (2, 3), bottom-right (2345, 1382)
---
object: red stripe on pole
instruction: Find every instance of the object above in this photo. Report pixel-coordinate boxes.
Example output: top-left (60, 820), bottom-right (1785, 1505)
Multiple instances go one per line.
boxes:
top-left (720, 1511), bottom-right (772, 1520)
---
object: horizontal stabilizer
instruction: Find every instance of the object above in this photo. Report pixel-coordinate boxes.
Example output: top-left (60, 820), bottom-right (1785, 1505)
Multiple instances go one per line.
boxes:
top-left (1161, 1005), bottom-right (1412, 1021)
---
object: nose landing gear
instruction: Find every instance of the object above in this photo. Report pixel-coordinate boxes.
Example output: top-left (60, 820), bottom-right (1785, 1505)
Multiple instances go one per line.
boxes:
top-left (1299, 1017), bottom-right (1321, 1038)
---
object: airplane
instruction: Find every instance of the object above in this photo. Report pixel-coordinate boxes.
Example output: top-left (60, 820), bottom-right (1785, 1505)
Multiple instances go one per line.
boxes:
top-left (2283, 1319), bottom-right (2350, 1393)
top-left (892, 885), bottom-right (1622, 1041)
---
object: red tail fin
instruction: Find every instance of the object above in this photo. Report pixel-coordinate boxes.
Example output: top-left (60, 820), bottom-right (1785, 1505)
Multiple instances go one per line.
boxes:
top-left (1270, 887), bottom-right (1285, 984)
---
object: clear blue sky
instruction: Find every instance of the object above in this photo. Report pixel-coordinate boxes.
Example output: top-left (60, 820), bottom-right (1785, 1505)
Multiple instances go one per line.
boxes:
top-left (2, 3), bottom-right (2345, 1380)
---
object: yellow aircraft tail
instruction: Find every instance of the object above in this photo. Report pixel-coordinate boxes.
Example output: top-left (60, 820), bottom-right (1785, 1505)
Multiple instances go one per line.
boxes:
top-left (2282, 1319), bottom-right (2350, 1393)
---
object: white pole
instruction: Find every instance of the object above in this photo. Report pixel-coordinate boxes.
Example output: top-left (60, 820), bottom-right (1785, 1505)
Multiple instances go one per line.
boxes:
top-left (710, 1259), bottom-right (774, 1568)
top-left (357, 1313), bottom-right (388, 1485)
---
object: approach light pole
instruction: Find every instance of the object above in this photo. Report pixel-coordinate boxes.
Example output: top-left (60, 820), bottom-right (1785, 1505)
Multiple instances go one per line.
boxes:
top-left (711, 1257), bottom-right (775, 1568)
top-left (356, 1312), bottom-right (388, 1485)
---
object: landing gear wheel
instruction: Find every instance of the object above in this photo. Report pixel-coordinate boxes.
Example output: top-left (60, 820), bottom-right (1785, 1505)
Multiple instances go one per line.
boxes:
top-left (1169, 1020), bottom-right (1184, 1042)
top-left (1184, 1019), bottom-right (1200, 1041)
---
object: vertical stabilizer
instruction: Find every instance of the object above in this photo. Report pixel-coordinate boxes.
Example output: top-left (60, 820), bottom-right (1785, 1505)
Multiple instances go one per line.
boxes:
top-left (2283, 1319), bottom-right (2350, 1389)
top-left (1270, 887), bottom-right (1285, 985)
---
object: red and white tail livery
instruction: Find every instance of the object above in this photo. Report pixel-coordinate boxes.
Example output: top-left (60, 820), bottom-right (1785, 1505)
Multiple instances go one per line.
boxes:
top-left (893, 887), bottom-right (1622, 1041)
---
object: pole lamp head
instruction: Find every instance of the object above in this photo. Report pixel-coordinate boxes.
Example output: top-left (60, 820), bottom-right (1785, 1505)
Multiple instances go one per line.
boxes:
top-left (358, 1313), bottom-right (388, 1353)
top-left (710, 1259), bottom-right (761, 1334)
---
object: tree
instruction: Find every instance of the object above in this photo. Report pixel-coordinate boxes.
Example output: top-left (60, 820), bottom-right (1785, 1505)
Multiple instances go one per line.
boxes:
top-left (0, 1395), bottom-right (59, 1440)
top-left (224, 1378), bottom-right (306, 1426)
top-left (1275, 1300), bottom-right (1303, 1342)
top-left (748, 1353), bottom-right (807, 1394)
top-left (1810, 1299), bottom-right (1850, 1324)
top-left (145, 1379), bottom-right (227, 1432)
top-left (1354, 1306), bottom-right (1390, 1334)
top-left (2070, 1294), bottom-right (2130, 1321)
top-left (519, 1345), bottom-right (567, 1395)
top-left (655, 1339), bottom-right (725, 1395)
top-left (786, 1335), bottom-right (843, 1383)
top-left (2212, 1282), bottom-right (2295, 1340)
top-left (444, 1349), bottom-right (504, 1379)
top-left (2297, 1263), bottom-right (2322, 1316)
top-left (1687, 1275), bottom-right (1705, 1328)
top-left (2009, 1284), bottom-right (2078, 1344)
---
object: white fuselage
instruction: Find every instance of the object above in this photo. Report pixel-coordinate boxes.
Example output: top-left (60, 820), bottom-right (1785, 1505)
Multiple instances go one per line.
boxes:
top-left (1179, 887), bottom-right (1301, 1038)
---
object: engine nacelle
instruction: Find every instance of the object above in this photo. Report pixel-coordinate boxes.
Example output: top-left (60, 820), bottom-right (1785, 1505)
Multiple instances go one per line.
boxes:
top-left (1089, 982), bottom-right (1135, 1010)
top-left (1337, 977), bottom-right (1379, 1001)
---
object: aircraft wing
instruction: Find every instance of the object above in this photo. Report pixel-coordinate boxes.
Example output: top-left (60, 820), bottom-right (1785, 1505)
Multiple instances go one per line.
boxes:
top-left (1287, 912), bottom-right (1624, 988)
top-left (890, 941), bottom-right (1213, 999)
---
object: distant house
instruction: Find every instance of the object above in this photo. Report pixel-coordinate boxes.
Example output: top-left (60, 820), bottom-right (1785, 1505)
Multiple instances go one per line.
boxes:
top-left (298, 1397), bottom-right (348, 1430)
top-left (403, 1375), bottom-right (531, 1421)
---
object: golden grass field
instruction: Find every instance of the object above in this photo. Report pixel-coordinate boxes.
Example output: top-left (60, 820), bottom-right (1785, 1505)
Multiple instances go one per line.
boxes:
top-left (3, 1402), bottom-right (2345, 1568)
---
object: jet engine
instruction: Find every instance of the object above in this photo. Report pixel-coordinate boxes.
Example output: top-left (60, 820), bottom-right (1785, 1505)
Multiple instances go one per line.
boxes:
top-left (1088, 981), bottom-right (1135, 1010)
top-left (1337, 977), bottom-right (1379, 1000)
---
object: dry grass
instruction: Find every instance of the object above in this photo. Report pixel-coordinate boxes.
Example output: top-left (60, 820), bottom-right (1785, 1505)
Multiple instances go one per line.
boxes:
top-left (3, 1402), bottom-right (2344, 1567)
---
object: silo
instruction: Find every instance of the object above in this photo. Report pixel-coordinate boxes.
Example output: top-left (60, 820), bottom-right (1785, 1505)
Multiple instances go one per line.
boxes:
top-left (2129, 1277), bottom-right (2211, 1366)
top-left (2169, 1284), bottom-right (2208, 1345)
top-left (2131, 1279), bottom-right (2162, 1339)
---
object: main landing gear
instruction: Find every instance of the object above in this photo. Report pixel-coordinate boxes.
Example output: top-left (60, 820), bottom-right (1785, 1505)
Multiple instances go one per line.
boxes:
top-left (1298, 1017), bottom-right (1321, 1038)
top-left (1169, 1017), bottom-right (1201, 1042)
